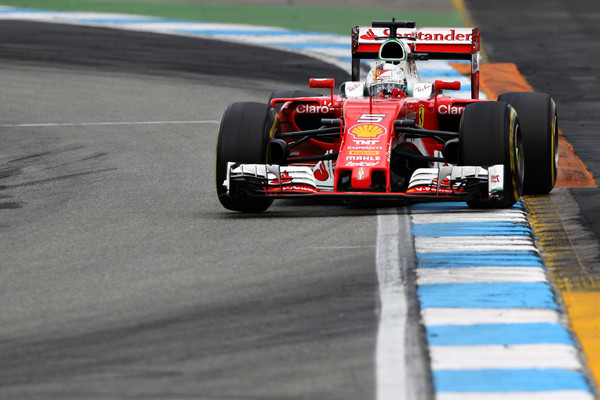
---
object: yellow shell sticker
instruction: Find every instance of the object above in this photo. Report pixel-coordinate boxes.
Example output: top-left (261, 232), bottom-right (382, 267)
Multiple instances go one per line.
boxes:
top-left (349, 124), bottom-right (386, 138)
top-left (418, 106), bottom-right (425, 127)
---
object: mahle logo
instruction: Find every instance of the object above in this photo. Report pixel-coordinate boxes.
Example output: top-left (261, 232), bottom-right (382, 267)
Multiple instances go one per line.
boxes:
top-left (349, 124), bottom-right (386, 138)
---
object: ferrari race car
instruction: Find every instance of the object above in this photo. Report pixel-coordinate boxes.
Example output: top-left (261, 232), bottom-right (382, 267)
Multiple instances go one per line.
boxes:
top-left (216, 19), bottom-right (558, 212)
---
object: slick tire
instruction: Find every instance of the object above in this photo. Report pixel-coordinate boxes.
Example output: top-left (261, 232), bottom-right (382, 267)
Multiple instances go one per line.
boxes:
top-left (459, 101), bottom-right (524, 208)
top-left (215, 102), bottom-right (277, 212)
top-left (498, 92), bottom-right (558, 194)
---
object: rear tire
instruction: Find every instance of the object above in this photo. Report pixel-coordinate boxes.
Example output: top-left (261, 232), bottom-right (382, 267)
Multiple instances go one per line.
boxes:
top-left (459, 101), bottom-right (524, 208)
top-left (215, 102), bottom-right (277, 212)
top-left (498, 92), bottom-right (557, 194)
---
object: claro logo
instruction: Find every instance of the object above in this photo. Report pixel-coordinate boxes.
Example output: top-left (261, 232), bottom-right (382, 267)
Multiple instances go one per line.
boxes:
top-left (296, 102), bottom-right (332, 114)
top-left (438, 104), bottom-right (465, 115)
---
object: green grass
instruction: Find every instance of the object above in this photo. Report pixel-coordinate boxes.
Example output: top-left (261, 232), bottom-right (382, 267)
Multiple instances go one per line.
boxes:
top-left (0, 1), bottom-right (465, 34)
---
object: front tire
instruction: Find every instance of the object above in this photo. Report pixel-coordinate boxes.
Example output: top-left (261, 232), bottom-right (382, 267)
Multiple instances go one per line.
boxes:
top-left (459, 101), bottom-right (524, 208)
top-left (215, 102), bottom-right (277, 212)
top-left (498, 92), bottom-right (557, 194)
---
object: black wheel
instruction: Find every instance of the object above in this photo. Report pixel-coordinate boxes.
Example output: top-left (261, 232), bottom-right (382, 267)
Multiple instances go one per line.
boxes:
top-left (497, 92), bottom-right (557, 194)
top-left (268, 90), bottom-right (321, 112)
top-left (459, 101), bottom-right (524, 208)
top-left (215, 102), bottom-right (277, 212)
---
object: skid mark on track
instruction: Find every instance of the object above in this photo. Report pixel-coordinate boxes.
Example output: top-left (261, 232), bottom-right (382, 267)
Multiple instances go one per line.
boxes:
top-left (3, 168), bottom-right (117, 189)
top-left (0, 144), bottom-right (117, 211)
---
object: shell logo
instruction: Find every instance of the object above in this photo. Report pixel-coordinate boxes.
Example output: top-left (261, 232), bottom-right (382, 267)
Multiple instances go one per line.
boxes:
top-left (349, 124), bottom-right (386, 138)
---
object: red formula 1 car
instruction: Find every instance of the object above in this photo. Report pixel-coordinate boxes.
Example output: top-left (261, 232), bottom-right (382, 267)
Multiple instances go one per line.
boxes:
top-left (215, 19), bottom-right (558, 212)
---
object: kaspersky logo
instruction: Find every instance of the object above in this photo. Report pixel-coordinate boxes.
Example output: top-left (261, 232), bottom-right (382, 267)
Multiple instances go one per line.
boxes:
top-left (349, 124), bottom-right (386, 138)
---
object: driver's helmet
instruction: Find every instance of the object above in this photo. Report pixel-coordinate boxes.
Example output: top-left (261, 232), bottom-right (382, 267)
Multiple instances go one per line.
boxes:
top-left (366, 62), bottom-right (408, 97)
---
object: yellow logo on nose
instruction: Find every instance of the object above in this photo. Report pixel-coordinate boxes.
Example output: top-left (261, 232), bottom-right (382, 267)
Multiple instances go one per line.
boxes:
top-left (349, 124), bottom-right (385, 138)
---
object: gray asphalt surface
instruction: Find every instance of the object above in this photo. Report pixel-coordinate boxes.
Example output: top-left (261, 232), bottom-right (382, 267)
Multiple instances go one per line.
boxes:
top-left (0, 22), bottom-right (383, 399)
top-left (465, 0), bottom-right (600, 271)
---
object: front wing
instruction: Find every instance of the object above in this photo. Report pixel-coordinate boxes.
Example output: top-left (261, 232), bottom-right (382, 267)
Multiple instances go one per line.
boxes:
top-left (223, 162), bottom-right (504, 202)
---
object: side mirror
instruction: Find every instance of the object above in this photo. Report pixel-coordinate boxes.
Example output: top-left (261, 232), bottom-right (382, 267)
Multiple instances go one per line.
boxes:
top-left (435, 80), bottom-right (461, 92)
top-left (435, 80), bottom-right (461, 91)
top-left (309, 78), bottom-right (335, 100)
top-left (309, 78), bottom-right (335, 89)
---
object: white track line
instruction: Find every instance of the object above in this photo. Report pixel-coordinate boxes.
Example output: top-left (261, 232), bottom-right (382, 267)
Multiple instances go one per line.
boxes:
top-left (376, 212), bottom-right (411, 400)
top-left (0, 120), bottom-right (220, 127)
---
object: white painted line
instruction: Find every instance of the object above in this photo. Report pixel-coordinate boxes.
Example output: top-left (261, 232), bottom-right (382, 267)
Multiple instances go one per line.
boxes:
top-left (417, 267), bottom-right (548, 284)
top-left (414, 236), bottom-right (538, 253)
top-left (376, 212), bottom-right (410, 400)
top-left (376, 211), bottom-right (426, 400)
top-left (436, 391), bottom-right (595, 400)
top-left (0, 120), bottom-right (220, 127)
top-left (430, 344), bottom-right (582, 370)
top-left (422, 308), bottom-right (561, 326)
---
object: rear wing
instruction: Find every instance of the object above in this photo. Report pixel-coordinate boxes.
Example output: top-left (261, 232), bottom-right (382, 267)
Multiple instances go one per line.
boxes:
top-left (351, 20), bottom-right (481, 99)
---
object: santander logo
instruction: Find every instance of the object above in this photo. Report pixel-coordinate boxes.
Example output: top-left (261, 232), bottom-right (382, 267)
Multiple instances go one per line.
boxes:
top-left (360, 28), bottom-right (472, 42)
